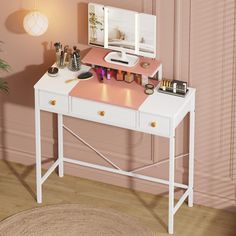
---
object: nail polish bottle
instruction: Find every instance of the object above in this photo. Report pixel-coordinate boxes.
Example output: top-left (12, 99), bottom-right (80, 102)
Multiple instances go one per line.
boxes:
top-left (95, 66), bottom-right (101, 76)
top-left (110, 69), bottom-right (116, 79)
top-left (101, 67), bottom-right (106, 80)
top-left (96, 67), bottom-right (103, 82)
top-left (116, 70), bottom-right (124, 81)
top-left (107, 68), bottom-right (111, 80)
top-left (100, 72), bottom-right (104, 82)
top-left (124, 72), bottom-right (134, 83)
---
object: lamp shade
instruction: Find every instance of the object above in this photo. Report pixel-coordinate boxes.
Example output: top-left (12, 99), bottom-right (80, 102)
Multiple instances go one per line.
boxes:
top-left (23, 11), bottom-right (48, 36)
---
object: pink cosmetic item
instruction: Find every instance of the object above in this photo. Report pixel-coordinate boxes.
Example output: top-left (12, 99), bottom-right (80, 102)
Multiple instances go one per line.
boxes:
top-left (124, 72), bottom-right (134, 83)
top-left (134, 74), bottom-right (142, 85)
top-left (101, 67), bottom-right (106, 80)
top-left (116, 70), bottom-right (124, 81)
top-left (107, 68), bottom-right (111, 80)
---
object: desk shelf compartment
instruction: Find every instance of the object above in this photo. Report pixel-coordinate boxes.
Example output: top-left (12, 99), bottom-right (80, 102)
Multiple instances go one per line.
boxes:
top-left (82, 47), bottom-right (163, 80)
top-left (71, 97), bottom-right (137, 129)
top-left (139, 113), bottom-right (170, 137)
top-left (39, 91), bottom-right (69, 113)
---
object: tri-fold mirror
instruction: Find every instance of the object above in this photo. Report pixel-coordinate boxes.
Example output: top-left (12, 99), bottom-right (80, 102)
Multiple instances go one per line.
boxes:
top-left (88, 3), bottom-right (157, 59)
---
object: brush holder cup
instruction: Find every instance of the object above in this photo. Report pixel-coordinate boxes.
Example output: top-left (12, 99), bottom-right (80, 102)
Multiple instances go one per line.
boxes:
top-left (68, 56), bottom-right (81, 71)
top-left (55, 53), bottom-right (67, 69)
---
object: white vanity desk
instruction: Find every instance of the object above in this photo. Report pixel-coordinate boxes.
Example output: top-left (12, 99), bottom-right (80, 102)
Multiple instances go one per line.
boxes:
top-left (34, 65), bottom-right (195, 234)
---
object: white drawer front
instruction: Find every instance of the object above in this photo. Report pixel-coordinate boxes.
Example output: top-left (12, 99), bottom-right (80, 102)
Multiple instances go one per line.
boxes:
top-left (139, 113), bottom-right (170, 137)
top-left (71, 98), bottom-right (136, 128)
top-left (39, 91), bottom-right (69, 113)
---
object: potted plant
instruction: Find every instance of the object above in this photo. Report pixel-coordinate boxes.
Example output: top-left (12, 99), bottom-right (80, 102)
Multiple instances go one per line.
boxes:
top-left (0, 46), bottom-right (10, 93)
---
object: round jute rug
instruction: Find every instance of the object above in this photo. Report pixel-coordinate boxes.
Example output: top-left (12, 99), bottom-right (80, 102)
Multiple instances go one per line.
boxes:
top-left (0, 204), bottom-right (154, 236)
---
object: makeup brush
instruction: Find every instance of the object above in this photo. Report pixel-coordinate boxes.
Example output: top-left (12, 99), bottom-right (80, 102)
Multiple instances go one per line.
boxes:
top-left (54, 42), bottom-right (61, 52)
top-left (60, 50), bottom-right (64, 67)
top-left (63, 45), bottom-right (69, 65)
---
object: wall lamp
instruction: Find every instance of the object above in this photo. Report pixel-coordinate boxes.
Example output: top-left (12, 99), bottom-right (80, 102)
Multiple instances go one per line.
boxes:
top-left (23, 0), bottom-right (48, 36)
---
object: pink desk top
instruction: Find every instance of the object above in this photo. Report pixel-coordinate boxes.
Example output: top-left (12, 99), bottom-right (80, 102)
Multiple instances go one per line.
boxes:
top-left (69, 70), bottom-right (157, 110)
top-left (82, 47), bottom-right (161, 78)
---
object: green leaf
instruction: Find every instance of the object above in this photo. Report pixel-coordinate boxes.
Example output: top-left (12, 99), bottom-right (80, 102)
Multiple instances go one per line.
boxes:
top-left (0, 59), bottom-right (10, 72)
top-left (0, 42), bottom-right (11, 93)
top-left (0, 79), bottom-right (9, 93)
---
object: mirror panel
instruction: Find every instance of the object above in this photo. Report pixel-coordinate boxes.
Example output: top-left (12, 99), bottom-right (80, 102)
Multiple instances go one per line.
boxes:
top-left (107, 7), bottom-right (137, 54)
top-left (138, 13), bottom-right (156, 57)
top-left (88, 3), bottom-right (157, 58)
top-left (88, 3), bottom-right (105, 47)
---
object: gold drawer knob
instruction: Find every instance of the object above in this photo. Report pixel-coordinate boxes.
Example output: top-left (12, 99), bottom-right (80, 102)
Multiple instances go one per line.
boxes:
top-left (151, 121), bottom-right (157, 128)
top-left (99, 111), bottom-right (105, 116)
top-left (50, 100), bottom-right (56, 106)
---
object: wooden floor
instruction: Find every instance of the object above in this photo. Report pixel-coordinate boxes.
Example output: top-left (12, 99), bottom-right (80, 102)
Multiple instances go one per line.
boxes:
top-left (0, 159), bottom-right (235, 236)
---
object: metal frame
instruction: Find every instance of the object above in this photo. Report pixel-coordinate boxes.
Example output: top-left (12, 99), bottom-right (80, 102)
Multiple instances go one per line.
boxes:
top-left (34, 90), bottom-right (195, 234)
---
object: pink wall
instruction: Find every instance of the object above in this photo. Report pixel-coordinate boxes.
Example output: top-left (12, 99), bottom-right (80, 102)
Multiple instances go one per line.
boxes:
top-left (189, 0), bottom-right (236, 212)
top-left (0, 0), bottom-right (235, 212)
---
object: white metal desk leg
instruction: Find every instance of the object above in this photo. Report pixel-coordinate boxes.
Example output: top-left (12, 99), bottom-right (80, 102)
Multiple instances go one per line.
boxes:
top-left (35, 91), bottom-right (42, 204)
top-left (168, 135), bottom-right (175, 234)
top-left (188, 109), bottom-right (195, 207)
top-left (58, 114), bottom-right (64, 177)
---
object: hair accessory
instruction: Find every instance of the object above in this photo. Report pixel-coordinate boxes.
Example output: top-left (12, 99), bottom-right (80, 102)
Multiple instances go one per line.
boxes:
top-left (78, 71), bottom-right (93, 80)
top-left (65, 71), bottom-right (93, 83)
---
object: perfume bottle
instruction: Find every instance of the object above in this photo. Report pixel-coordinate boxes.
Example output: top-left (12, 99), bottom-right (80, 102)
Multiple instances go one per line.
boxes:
top-left (142, 75), bottom-right (149, 86)
top-left (124, 72), bottom-right (134, 83)
top-left (135, 74), bottom-right (142, 85)
top-left (116, 70), bottom-right (124, 81)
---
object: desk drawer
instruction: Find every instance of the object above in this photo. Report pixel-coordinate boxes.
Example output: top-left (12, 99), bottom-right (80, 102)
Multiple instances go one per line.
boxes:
top-left (71, 98), bottom-right (136, 128)
top-left (39, 91), bottom-right (69, 113)
top-left (139, 113), bottom-right (170, 137)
